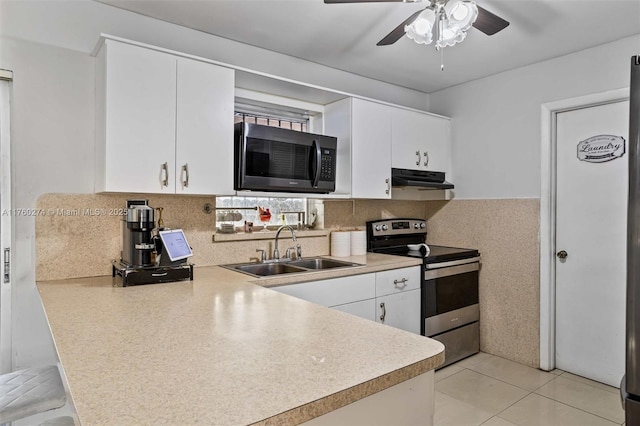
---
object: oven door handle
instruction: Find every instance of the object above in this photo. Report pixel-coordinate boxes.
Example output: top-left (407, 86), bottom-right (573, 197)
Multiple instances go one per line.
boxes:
top-left (424, 261), bottom-right (480, 280)
top-left (425, 256), bottom-right (481, 269)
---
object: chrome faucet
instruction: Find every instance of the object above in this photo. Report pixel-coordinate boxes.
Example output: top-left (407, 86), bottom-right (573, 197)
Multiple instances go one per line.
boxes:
top-left (273, 225), bottom-right (297, 260)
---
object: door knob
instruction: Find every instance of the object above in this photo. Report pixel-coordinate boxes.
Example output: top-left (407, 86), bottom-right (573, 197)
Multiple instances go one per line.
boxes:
top-left (557, 250), bottom-right (568, 259)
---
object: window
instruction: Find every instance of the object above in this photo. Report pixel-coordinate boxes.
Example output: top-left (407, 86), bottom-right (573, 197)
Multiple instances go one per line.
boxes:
top-left (216, 196), bottom-right (306, 232)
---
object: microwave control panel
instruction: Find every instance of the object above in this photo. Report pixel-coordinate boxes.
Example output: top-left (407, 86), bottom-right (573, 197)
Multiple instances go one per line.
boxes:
top-left (320, 149), bottom-right (336, 180)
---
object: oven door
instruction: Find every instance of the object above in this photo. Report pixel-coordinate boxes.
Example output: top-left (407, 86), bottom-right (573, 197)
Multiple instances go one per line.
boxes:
top-left (422, 260), bottom-right (480, 336)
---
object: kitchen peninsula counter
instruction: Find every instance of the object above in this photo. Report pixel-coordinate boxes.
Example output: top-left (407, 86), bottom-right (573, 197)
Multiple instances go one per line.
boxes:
top-left (37, 253), bottom-right (443, 425)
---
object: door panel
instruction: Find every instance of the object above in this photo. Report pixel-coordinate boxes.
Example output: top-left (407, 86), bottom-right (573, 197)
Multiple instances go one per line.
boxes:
top-left (104, 41), bottom-right (177, 193)
top-left (376, 289), bottom-right (421, 334)
top-left (176, 58), bottom-right (234, 195)
top-left (555, 101), bottom-right (628, 386)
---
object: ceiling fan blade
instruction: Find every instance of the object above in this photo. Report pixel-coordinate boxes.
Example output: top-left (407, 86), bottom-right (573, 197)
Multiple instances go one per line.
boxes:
top-left (377, 9), bottom-right (423, 46)
top-left (325, 0), bottom-right (404, 3)
top-left (473, 5), bottom-right (510, 35)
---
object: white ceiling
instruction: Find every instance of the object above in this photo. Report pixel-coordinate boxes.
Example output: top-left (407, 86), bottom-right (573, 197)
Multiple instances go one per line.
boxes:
top-left (98, 0), bottom-right (640, 93)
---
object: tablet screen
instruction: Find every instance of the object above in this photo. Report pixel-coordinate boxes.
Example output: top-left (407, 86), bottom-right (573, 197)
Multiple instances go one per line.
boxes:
top-left (159, 229), bottom-right (193, 262)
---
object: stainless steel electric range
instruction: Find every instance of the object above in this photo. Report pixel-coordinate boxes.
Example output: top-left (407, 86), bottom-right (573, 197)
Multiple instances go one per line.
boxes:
top-left (366, 218), bottom-right (481, 368)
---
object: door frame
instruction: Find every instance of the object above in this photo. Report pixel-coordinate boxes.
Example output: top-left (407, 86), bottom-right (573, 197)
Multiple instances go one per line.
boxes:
top-left (540, 88), bottom-right (629, 371)
top-left (0, 69), bottom-right (12, 373)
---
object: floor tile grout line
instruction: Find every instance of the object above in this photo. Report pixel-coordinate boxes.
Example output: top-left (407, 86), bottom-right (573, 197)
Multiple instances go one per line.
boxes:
top-left (489, 386), bottom-right (535, 422)
top-left (462, 365), bottom-right (556, 393)
top-left (532, 391), bottom-right (625, 425)
top-left (555, 371), bottom-right (621, 395)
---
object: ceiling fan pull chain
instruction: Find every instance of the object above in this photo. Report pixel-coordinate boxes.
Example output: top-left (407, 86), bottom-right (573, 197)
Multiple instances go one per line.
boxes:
top-left (440, 46), bottom-right (445, 71)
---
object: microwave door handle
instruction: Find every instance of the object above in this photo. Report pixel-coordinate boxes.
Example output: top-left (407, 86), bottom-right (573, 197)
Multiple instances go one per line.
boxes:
top-left (311, 139), bottom-right (321, 188)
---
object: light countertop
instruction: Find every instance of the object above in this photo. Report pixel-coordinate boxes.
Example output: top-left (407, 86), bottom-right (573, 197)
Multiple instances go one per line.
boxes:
top-left (37, 253), bottom-right (443, 425)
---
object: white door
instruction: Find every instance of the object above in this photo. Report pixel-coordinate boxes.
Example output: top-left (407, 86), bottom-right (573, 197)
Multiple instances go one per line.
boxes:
top-left (555, 100), bottom-right (629, 386)
top-left (0, 75), bottom-right (12, 373)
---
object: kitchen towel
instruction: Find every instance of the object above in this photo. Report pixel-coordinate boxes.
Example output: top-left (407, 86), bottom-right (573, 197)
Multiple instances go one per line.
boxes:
top-left (330, 231), bottom-right (351, 257)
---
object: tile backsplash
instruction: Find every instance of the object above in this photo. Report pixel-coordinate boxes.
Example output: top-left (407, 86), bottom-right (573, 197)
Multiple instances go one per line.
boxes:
top-left (35, 194), bottom-right (431, 280)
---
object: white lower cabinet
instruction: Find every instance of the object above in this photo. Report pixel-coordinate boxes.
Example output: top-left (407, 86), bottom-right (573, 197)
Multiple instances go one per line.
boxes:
top-left (272, 273), bottom-right (375, 307)
top-left (376, 290), bottom-right (421, 334)
top-left (272, 266), bottom-right (421, 334)
top-left (331, 299), bottom-right (376, 322)
top-left (375, 266), bottom-right (421, 334)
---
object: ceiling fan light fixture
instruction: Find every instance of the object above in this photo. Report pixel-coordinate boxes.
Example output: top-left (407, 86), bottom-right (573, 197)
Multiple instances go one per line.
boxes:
top-left (435, 25), bottom-right (466, 48)
top-left (444, 0), bottom-right (478, 32)
top-left (405, 8), bottom-right (435, 45)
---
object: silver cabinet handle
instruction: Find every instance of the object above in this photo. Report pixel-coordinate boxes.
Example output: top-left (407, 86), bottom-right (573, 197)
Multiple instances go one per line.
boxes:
top-left (161, 162), bottom-right (169, 187)
top-left (393, 278), bottom-right (408, 289)
top-left (379, 302), bottom-right (386, 323)
top-left (423, 151), bottom-right (429, 167)
top-left (415, 150), bottom-right (420, 166)
top-left (385, 178), bottom-right (390, 195)
top-left (181, 163), bottom-right (189, 188)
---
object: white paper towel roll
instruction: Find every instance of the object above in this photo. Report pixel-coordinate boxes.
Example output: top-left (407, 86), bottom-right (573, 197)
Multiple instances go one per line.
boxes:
top-left (350, 230), bottom-right (367, 256)
top-left (331, 231), bottom-right (351, 257)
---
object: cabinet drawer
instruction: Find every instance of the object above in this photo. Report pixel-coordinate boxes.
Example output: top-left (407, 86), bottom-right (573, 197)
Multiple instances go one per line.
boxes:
top-left (375, 266), bottom-right (420, 297)
top-left (273, 273), bottom-right (375, 307)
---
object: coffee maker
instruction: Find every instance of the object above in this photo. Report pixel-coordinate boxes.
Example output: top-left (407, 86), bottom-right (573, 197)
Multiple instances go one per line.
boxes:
top-left (122, 200), bottom-right (155, 267)
top-left (112, 200), bottom-right (194, 287)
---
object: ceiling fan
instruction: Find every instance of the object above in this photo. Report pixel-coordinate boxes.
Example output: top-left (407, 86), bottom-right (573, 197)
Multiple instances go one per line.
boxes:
top-left (324, 0), bottom-right (509, 49)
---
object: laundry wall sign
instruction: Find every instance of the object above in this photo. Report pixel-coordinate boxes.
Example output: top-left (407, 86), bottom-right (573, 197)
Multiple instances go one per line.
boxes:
top-left (577, 135), bottom-right (626, 163)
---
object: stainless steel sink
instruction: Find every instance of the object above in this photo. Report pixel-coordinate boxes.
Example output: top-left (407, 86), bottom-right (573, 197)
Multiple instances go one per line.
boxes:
top-left (222, 257), bottom-right (364, 278)
top-left (233, 263), bottom-right (307, 277)
top-left (287, 258), bottom-right (361, 270)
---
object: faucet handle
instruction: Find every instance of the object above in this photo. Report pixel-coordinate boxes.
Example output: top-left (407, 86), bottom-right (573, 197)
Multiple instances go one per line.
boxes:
top-left (285, 246), bottom-right (296, 260)
top-left (296, 244), bottom-right (302, 260)
top-left (256, 248), bottom-right (266, 263)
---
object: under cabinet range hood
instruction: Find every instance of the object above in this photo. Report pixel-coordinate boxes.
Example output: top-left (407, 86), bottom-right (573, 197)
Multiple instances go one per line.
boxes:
top-left (391, 168), bottom-right (454, 190)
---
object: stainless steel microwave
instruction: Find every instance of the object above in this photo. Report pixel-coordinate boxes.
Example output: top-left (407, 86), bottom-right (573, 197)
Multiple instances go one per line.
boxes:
top-left (234, 122), bottom-right (337, 193)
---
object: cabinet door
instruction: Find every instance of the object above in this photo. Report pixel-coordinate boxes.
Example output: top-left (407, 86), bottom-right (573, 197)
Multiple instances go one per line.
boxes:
top-left (332, 299), bottom-right (376, 322)
top-left (351, 99), bottom-right (392, 199)
top-left (422, 114), bottom-right (451, 175)
top-left (102, 41), bottom-right (177, 193)
top-left (391, 109), bottom-right (424, 170)
top-left (272, 273), bottom-right (375, 307)
top-left (376, 289), bottom-right (421, 334)
top-left (176, 58), bottom-right (235, 195)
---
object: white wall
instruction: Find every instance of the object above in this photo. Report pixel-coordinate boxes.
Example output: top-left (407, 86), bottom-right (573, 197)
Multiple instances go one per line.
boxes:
top-left (430, 35), bottom-right (640, 200)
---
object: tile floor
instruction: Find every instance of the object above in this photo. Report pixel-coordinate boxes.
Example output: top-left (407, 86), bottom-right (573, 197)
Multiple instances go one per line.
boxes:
top-left (435, 352), bottom-right (625, 426)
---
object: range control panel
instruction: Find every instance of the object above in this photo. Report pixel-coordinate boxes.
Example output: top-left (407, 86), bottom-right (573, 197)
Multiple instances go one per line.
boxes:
top-left (367, 219), bottom-right (426, 237)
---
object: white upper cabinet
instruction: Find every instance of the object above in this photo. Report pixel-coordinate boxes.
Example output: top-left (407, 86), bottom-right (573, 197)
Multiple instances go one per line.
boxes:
top-left (324, 98), bottom-right (392, 199)
top-left (176, 58), bottom-right (234, 195)
top-left (96, 40), bottom-right (177, 193)
top-left (391, 108), bottom-right (451, 176)
top-left (95, 39), bottom-right (235, 195)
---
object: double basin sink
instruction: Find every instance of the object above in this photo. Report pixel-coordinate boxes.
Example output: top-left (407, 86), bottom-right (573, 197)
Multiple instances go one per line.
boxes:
top-left (223, 257), bottom-right (364, 278)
